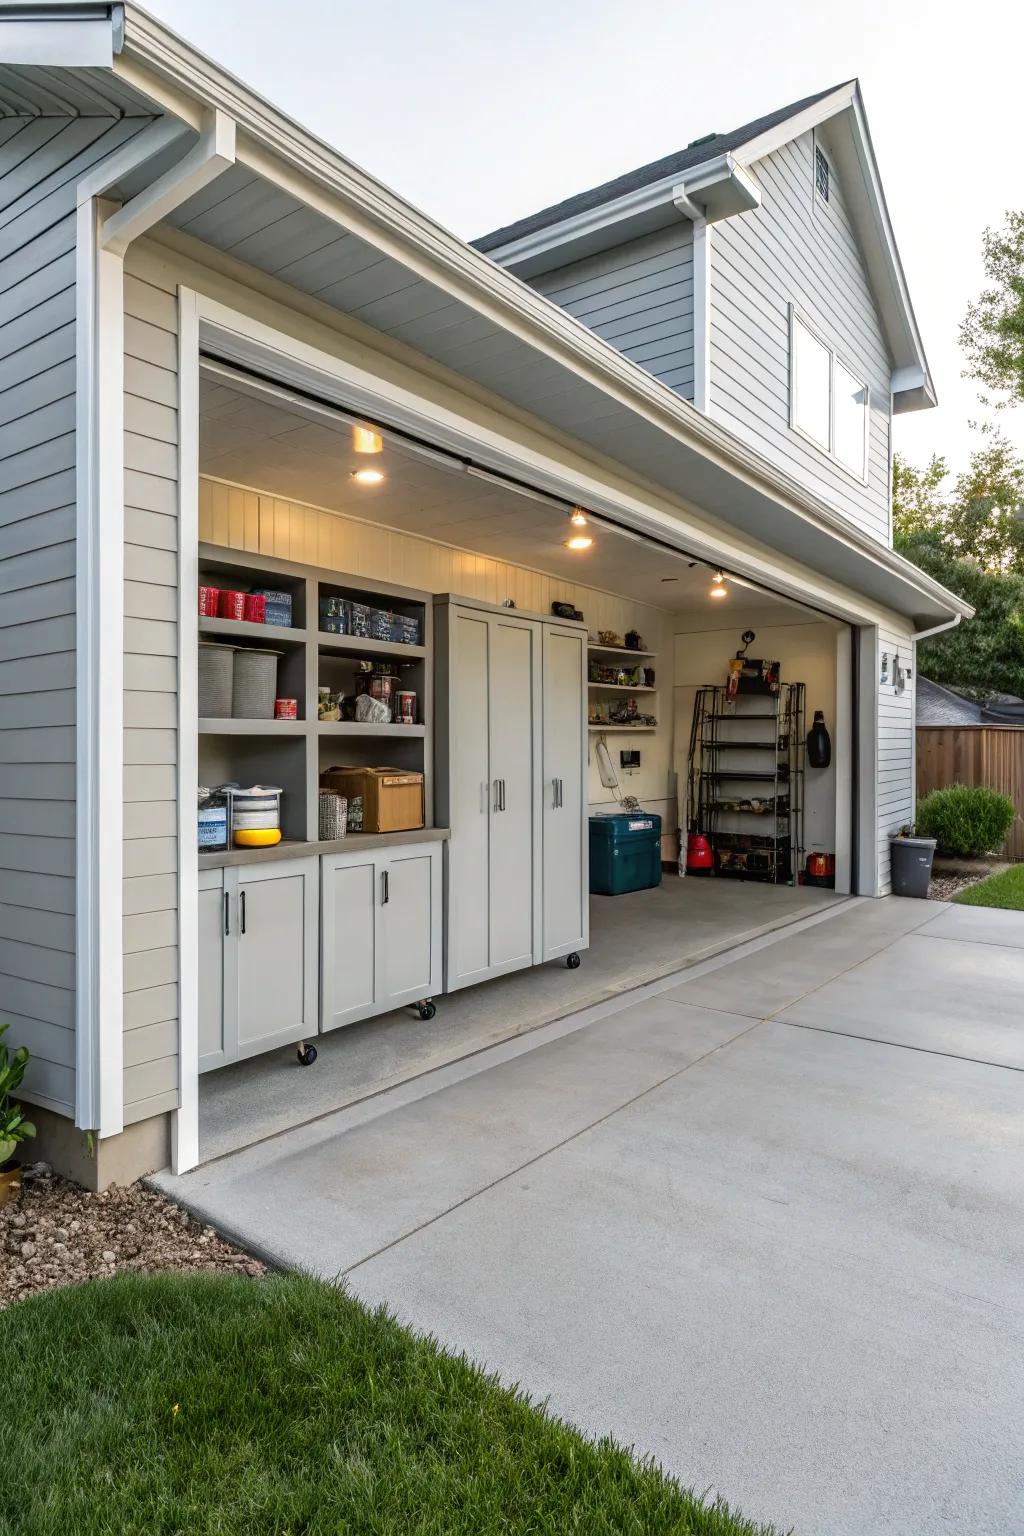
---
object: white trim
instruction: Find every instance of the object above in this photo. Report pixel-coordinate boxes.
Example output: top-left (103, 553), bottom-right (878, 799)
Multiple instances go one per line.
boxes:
top-left (171, 286), bottom-right (201, 1175)
top-left (0, 9), bottom-right (118, 68)
top-left (834, 626), bottom-right (853, 894)
top-left (735, 84), bottom-right (857, 165)
top-left (101, 109), bottom-right (236, 257)
top-left (789, 305), bottom-right (870, 487)
top-left (691, 217), bottom-right (711, 413)
top-left (74, 198), bottom-right (125, 1136)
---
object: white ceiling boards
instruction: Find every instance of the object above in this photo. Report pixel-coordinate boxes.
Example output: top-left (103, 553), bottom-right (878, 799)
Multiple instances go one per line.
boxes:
top-left (197, 367), bottom-right (801, 618)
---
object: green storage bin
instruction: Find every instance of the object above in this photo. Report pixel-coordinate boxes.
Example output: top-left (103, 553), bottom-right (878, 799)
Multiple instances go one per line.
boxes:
top-left (589, 812), bottom-right (662, 895)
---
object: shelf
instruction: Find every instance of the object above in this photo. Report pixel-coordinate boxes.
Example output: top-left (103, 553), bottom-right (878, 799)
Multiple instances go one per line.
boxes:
top-left (587, 682), bottom-right (657, 693)
top-left (711, 806), bottom-right (790, 817)
top-left (317, 631), bottom-right (426, 661)
top-left (199, 718), bottom-right (307, 736)
top-left (709, 711), bottom-right (780, 720)
top-left (701, 770), bottom-right (789, 782)
top-left (318, 721), bottom-right (426, 738)
top-left (587, 644), bottom-right (655, 660)
top-left (588, 724), bottom-right (657, 733)
top-left (709, 741), bottom-right (783, 750)
top-left (200, 616), bottom-right (307, 647)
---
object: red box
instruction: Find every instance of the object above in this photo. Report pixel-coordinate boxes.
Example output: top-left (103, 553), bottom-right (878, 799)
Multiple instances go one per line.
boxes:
top-left (244, 593), bottom-right (267, 624)
top-left (274, 698), bottom-right (298, 720)
top-left (198, 586), bottom-right (220, 616)
top-left (218, 589), bottom-right (246, 621)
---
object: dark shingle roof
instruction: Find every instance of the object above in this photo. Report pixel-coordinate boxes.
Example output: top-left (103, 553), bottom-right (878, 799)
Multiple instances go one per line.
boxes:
top-left (916, 677), bottom-right (983, 726)
top-left (474, 83), bottom-right (850, 253)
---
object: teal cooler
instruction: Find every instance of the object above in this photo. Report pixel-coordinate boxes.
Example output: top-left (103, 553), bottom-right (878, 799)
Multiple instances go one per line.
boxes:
top-left (589, 812), bottom-right (663, 895)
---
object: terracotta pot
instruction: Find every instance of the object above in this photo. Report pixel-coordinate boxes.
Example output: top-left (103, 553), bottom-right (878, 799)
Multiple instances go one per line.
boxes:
top-left (0, 1161), bottom-right (22, 1208)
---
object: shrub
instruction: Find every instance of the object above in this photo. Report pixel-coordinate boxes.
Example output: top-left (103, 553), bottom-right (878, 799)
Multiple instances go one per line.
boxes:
top-left (915, 784), bottom-right (1017, 857)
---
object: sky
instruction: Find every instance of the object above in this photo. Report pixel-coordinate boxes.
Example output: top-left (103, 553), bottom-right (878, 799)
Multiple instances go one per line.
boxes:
top-left (143, 0), bottom-right (1024, 475)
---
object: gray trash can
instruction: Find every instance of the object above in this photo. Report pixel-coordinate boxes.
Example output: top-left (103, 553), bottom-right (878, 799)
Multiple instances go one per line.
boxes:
top-left (890, 835), bottom-right (936, 898)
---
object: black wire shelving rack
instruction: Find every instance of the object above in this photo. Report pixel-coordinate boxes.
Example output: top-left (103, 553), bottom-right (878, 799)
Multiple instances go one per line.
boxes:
top-left (688, 681), bottom-right (805, 883)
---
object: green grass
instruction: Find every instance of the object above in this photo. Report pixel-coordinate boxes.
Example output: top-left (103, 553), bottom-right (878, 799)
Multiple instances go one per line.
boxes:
top-left (953, 863), bottom-right (1024, 910)
top-left (0, 1272), bottom-right (779, 1536)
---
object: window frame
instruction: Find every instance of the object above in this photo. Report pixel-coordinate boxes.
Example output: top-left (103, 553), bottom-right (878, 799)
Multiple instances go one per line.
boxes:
top-left (788, 305), bottom-right (870, 485)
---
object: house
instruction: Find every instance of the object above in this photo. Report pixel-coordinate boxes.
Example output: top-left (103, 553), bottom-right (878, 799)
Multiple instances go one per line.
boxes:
top-left (917, 677), bottom-right (1024, 725)
top-left (0, 3), bottom-right (971, 1189)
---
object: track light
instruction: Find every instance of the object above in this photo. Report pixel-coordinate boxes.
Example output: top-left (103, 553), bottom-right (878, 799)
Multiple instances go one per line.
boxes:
top-left (564, 508), bottom-right (593, 550)
top-left (709, 570), bottom-right (727, 599)
top-left (351, 468), bottom-right (385, 486)
top-left (352, 424), bottom-right (382, 454)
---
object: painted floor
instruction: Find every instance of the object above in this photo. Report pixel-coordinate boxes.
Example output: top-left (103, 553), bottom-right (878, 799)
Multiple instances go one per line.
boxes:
top-left (158, 895), bottom-right (1024, 1536)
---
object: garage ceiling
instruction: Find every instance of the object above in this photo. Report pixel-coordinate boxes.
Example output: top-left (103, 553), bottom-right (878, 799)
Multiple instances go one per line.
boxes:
top-left (198, 373), bottom-right (800, 617)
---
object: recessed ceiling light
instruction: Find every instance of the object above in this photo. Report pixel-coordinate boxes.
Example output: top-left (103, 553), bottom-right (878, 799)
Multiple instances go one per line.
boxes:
top-left (565, 533), bottom-right (593, 551)
top-left (569, 506), bottom-right (588, 527)
top-left (352, 424), bottom-right (382, 454)
top-left (564, 507), bottom-right (593, 549)
top-left (351, 468), bottom-right (385, 486)
top-left (709, 570), bottom-right (728, 599)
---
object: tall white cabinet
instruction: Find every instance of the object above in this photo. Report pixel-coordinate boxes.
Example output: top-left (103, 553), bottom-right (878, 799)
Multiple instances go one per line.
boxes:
top-left (434, 596), bottom-right (588, 992)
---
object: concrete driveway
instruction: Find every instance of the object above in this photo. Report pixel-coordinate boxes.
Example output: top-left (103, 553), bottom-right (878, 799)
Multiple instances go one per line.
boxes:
top-left (158, 895), bottom-right (1024, 1536)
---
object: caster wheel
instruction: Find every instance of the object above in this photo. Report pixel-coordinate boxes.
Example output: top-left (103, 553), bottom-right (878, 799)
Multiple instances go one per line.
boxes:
top-left (417, 1001), bottom-right (437, 1021)
top-left (296, 1044), bottom-right (318, 1067)
top-left (566, 952), bottom-right (581, 970)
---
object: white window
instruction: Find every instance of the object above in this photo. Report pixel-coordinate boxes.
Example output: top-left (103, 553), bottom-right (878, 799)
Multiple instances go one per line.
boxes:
top-left (790, 309), bottom-right (869, 480)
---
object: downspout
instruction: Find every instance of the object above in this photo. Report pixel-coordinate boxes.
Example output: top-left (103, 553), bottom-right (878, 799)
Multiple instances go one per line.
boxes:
top-left (912, 613), bottom-right (962, 643)
top-left (74, 108), bottom-right (236, 1139)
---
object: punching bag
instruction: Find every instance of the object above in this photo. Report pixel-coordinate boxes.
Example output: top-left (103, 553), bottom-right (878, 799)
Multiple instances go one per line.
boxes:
top-left (807, 710), bottom-right (831, 769)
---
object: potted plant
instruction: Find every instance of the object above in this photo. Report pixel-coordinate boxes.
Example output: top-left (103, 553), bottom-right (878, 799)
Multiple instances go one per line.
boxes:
top-left (890, 824), bottom-right (937, 899)
top-left (0, 1023), bottom-right (36, 1207)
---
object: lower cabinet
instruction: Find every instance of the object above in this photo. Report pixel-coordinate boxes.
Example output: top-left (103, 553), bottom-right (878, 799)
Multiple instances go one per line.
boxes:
top-left (198, 857), bottom-right (319, 1073)
top-left (321, 840), bottom-right (442, 1031)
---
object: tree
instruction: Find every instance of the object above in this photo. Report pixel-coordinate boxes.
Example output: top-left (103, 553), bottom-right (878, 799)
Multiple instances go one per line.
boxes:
top-left (892, 430), bottom-right (1024, 573)
top-left (896, 530), bottom-right (1024, 699)
top-left (960, 210), bottom-right (1024, 406)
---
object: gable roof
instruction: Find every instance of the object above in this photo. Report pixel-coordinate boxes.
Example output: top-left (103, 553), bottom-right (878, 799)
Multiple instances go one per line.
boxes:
top-left (476, 80), bottom-right (934, 415)
top-left (474, 84), bottom-right (846, 254)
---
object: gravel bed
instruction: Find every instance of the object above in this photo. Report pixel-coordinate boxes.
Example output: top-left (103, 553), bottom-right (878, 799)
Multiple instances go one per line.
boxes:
top-left (1, 1163), bottom-right (264, 1309)
top-left (928, 872), bottom-right (982, 902)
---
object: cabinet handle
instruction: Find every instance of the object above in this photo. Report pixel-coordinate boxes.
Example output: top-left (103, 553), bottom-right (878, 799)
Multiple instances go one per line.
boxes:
top-left (240, 889), bottom-right (246, 935)
top-left (381, 869), bottom-right (389, 905)
top-left (493, 778), bottom-right (501, 813)
top-left (501, 778), bottom-right (506, 811)
top-left (223, 891), bottom-right (230, 935)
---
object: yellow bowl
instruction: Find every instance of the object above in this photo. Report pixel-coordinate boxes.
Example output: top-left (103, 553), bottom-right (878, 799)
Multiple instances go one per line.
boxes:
top-left (233, 828), bottom-right (282, 848)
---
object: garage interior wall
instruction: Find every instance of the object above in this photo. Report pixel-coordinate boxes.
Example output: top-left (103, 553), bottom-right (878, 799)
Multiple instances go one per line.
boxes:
top-left (673, 612), bottom-right (841, 869)
top-left (198, 475), bottom-right (678, 854)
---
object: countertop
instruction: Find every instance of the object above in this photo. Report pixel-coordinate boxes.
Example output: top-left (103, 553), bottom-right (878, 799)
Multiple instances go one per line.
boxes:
top-left (198, 825), bottom-right (449, 870)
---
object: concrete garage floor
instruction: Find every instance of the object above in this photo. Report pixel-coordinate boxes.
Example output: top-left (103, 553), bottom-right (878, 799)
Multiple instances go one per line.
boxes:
top-left (200, 875), bottom-right (839, 1160)
top-left (160, 894), bottom-right (1024, 1536)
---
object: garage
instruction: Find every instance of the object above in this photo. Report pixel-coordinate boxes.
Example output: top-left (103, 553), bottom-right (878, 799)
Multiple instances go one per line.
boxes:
top-left (192, 359), bottom-right (849, 1161)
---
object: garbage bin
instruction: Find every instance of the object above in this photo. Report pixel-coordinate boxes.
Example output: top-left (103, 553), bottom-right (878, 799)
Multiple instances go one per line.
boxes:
top-left (589, 812), bottom-right (662, 895)
top-left (890, 835), bottom-right (936, 898)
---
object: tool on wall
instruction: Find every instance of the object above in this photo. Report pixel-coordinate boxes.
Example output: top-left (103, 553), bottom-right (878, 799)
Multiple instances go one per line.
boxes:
top-left (595, 737), bottom-right (642, 813)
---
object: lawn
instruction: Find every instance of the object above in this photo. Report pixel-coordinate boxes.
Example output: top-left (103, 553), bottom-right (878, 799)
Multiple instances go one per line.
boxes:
top-left (0, 1271), bottom-right (778, 1536)
top-left (954, 863), bottom-right (1024, 910)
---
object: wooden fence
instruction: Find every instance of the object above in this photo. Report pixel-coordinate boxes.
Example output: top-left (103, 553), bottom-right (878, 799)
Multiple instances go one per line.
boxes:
top-left (916, 726), bottom-right (1024, 860)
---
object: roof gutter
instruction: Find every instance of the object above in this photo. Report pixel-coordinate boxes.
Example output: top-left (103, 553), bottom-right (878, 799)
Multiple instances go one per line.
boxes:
top-left (912, 613), bottom-right (962, 643)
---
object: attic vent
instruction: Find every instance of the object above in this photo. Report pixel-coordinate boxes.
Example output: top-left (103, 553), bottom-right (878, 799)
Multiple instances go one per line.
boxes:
top-left (687, 132), bottom-right (718, 149)
top-left (815, 145), bottom-right (830, 203)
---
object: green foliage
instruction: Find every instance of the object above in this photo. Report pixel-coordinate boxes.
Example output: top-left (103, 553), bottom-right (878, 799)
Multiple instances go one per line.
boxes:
top-left (915, 784), bottom-right (1017, 858)
top-left (895, 529), bottom-right (1024, 697)
top-left (960, 211), bottom-right (1024, 406)
top-left (0, 1021), bottom-right (35, 1167)
top-left (892, 433), bottom-right (1024, 573)
top-left (954, 863), bottom-right (1024, 909)
top-left (0, 1271), bottom-right (778, 1536)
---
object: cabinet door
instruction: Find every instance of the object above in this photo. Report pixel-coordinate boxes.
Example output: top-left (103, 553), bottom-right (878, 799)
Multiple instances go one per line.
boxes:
top-left (446, 609), bottom-right (492, 989)
top-left (320, 849), bottom-right (378, 1031)
top-left (235, 858), bottom-right (318, 1058)
top-left (487, 613), bottom-right (540, 971)
top-left (542, 626), bottom-right (588, 959)
top-left (198, 868), bottom-right (229, 1074)
top-left (377, 842), bottom-right (442, 1010)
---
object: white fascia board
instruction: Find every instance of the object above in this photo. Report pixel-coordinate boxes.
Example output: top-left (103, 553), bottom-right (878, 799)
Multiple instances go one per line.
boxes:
top-left (0, 2), bottom-right (121, 66)
top-left (732, 82), bottom-right (856, 164)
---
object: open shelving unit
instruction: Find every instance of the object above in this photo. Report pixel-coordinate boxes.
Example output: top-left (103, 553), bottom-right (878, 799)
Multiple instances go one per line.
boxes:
top-left (688, 681), bottom-right (805, 883)
top-left (197, 544), bottom-right (433, 852)
top-left (586, 641), bottom-right (659, 734)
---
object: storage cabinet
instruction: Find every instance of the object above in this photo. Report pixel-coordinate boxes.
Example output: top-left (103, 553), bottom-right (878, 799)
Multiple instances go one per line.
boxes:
top-left (321, 840), bottom-right (442, 1031)
top-left (435, 595), bottom-right (587, 992)
top-left (198, 856), bottom-right (319, 1072)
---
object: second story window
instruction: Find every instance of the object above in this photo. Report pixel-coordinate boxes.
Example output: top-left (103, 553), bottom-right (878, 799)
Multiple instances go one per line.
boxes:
top-left (790, 309), bottom-right (869, 481)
